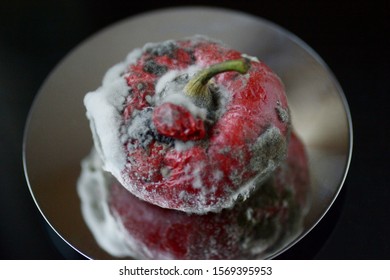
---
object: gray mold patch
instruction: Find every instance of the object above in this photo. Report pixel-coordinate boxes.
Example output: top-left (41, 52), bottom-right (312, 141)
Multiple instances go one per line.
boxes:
top-left (250, 126), bottom-right (287, 174)
top-left (144, 40), bottom-right (178, 58)
top-left (275, 101), bottom-right (290, 124)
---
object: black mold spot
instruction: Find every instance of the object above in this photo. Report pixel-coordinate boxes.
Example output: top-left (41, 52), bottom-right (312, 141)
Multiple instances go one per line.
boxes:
top-left (128, 107), bottom-right (174, 149)
top-left (143, 60), bottom-right (168, 76)
top-left (184, 48), bottom-right (197, 65)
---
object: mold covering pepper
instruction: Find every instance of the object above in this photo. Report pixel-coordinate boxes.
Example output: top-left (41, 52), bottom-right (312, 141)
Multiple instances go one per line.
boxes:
top-left (84, 35), bottom-right (291, 213)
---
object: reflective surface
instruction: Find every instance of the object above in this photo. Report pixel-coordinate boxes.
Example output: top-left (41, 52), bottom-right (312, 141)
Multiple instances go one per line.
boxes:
top-left (23, 7), bottom-right (352, 259)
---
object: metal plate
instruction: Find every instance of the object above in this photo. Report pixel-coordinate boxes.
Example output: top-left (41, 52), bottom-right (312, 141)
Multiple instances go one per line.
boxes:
top-left (23, 7), bottom-right (352, 259)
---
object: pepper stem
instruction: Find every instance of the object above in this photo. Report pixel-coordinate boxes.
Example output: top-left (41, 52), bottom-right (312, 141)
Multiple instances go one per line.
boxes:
top-left (184, 58), bottom-right (251, 107)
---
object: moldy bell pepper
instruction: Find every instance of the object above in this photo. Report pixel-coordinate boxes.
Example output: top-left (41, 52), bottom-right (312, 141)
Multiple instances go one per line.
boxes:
top-left (84, 36), bottom-right (291, 214)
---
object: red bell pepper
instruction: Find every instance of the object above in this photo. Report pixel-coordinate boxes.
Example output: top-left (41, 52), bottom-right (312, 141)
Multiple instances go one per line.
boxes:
top-left (85, 36), bottom-right (291, 213)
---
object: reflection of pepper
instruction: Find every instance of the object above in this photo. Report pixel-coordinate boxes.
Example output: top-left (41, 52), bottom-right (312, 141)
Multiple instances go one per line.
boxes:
top-left (108, 132), bottom-right (309, 260)
top-left (90, 36), bottom-right (292, 213)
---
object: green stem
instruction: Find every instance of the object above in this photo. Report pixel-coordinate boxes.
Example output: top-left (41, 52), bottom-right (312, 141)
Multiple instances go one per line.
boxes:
top-left (184, 58), bottom-right (251, 107)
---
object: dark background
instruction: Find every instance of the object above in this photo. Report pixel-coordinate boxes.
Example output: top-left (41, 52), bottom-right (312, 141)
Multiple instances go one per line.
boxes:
top-left (0, 0), bottom-right (388, 259)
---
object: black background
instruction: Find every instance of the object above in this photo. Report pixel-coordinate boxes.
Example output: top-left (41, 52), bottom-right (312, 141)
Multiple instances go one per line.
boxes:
top-left (0, 0), bottom-right (388, 259)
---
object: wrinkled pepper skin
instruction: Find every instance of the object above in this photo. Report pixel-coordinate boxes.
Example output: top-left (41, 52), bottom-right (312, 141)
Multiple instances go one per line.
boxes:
top-left (152, 102), bottom-right (206, 141)
top-left (109, 132), bottom-right (309, 260)
top-left (92, 36), bottom-right (291, 213)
